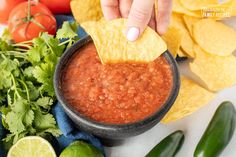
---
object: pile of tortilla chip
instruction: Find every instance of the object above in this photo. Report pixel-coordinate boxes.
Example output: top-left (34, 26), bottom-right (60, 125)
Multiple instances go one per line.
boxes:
top-left (161, 0), bottom-right (236, 123)
top-left (164, 0), bottom-right (236, 58)
top-left (70, 0), bottom-right (236, 123)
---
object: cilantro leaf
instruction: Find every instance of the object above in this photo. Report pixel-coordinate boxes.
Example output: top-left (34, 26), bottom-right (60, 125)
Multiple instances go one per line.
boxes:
top-left (3, 133), bottom-right (15, 143)
top-left (23, 67), bottom-right (34, 78)
top-left (0, 58), bottom-right (18, 72)
top-left (0, 38), bottom-right (13, 51)
top-left (27, 127), bottom-right (36, 135)
top-left (33, 63), bottom-right (55, 97)
top-left (26, 81), bottom-right (39, 101)
top-left (35, 97), bottom-right (53, 110)
top-left (32, 37), bottom-right (48, 58)
top-left (0, 69), bottom-right (12, 89)
top-left (37, 128), bottom-right (61, 137)
top-left (13, 131), bottom-right (28, 144)
top-left (56, 21), bottom-right (78, 39)
top-left (1, 29), bottom-right (12, 43)
top-left (0, 106), bottom-right (11, 117)
top-left (32, 37), bottom-right (46, 47)
top-left (27, 47), bottom-right (41, 64)
top-left (40, 33), bottom-right (65, 57)
top-left (5, 112), bottom-right (25, 134)
top-left (33, 110), bottom-right (56, 130)
top-left (44, 52), bottom-right (60, 64)
top-left (23, 109), bottom-right (34, 126)
top-left (5, 99), bottom-right (34, 134)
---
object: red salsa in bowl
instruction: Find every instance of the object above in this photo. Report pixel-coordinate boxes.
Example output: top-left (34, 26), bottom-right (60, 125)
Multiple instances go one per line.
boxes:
top-left (62, 43), bottom-right (173, 124)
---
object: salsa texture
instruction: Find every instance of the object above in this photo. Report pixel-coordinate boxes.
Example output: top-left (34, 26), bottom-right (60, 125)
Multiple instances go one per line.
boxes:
top-left (62, 43), bottom-right (173, 124)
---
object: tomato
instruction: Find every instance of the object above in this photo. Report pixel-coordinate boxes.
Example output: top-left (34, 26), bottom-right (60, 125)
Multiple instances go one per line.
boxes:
top-left (40, 0), bottom-right (71, 14)
top-left (8, 1), bottom-right (57, 43)
top-left (0, 0), bottom-right (26, 24)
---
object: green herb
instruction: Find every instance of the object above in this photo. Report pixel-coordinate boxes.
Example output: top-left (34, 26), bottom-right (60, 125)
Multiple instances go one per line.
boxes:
top-left (57, 21), bottom-right (79, 49)
top-left (0, 21), bottom-right (79, 145)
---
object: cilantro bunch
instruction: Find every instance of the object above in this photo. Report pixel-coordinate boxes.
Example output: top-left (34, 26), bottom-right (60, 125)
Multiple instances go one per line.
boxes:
top-left (0, 22), bottom-right (79, 145)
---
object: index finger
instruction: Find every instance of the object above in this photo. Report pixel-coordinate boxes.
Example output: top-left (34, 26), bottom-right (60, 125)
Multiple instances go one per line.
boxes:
top-left (101, 0), bottom-right (121, 20)
top-left (156, 0), bottom-right (172, 35)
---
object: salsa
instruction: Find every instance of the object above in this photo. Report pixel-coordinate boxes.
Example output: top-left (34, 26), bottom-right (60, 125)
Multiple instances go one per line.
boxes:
top-left (62, 43), bottom-right (173, 124)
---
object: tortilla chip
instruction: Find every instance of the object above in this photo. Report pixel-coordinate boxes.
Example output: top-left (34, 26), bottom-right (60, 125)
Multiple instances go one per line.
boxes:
top-left (178, 48), bottom-right (187, 57)
top-left (183, 15), bottom-right (200, 36)
top-left (193, 19), bottom-right (236, 56)
top-left (180, 0), bottom-right (219, 11)
top-left (81, 18), bottom-right (167, 64)
top-left (170, 13), bottom-right (184, 26)
top-left (172, 0), bottom-right (201, 17)
top-left (162, 27), bottom-right (183, 58)
top-left (232, 0), bottom-right (236, 16)
top-left (178, 47), bottom-right (191, 58)
top-left (170, 14), bottom-right (195, 58)
top-left (180, 34), bottom-right (195, 58)
top-left (190, 45), bottom-right (236, 91)
top-left (162, 76), bottom-right (215, 123)
top-left (70, 0), bottom-right (103, 24)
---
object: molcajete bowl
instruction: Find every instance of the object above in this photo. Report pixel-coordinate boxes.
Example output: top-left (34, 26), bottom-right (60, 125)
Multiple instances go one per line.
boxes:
top-left (54, 35), bottom-right (180, 142)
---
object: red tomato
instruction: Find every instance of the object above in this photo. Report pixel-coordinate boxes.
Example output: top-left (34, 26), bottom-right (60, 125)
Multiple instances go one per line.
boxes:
top-left (0, 0), bottom-right (26, 24)
top-left (8, 1), bottom-right (57, 43)
top-left (40, 0), bottom-right (71, 14)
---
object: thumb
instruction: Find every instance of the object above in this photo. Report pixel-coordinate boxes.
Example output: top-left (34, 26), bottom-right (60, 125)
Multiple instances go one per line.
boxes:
top-left (126, 0), bottom-right (155, 41)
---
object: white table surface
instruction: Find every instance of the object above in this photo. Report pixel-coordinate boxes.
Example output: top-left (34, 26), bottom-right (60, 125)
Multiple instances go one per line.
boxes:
top-left (105, 17), bottom-right (236, 157)
top-left (0, 17), bottom-right (236, 157)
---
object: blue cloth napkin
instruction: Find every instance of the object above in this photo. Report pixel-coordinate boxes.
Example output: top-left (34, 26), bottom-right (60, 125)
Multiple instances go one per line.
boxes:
top-left (52, 102), bottom-right (105, 155)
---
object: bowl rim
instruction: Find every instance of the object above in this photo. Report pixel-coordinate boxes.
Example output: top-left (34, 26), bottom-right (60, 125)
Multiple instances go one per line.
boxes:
top-left (54, 35), bottom-right (180, 131)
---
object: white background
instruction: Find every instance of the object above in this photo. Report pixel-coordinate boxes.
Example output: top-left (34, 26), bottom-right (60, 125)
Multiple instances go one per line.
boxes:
top-left (1, 17), bottom-right (235, 157)
top-left (105, 17), bottom-right (236, 157)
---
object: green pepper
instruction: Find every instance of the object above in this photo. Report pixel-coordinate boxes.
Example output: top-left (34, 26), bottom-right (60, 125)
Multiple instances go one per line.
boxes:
top-left (194, 101), bottom-right (236, 157)
top-left (145, 130), bottom-right (184, 157)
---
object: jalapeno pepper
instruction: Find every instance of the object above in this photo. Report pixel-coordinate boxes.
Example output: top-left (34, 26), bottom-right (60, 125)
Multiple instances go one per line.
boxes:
top-left (194, 101), bottom-right (236, 157)
top-left (145, 130), bottom-right (185, 157)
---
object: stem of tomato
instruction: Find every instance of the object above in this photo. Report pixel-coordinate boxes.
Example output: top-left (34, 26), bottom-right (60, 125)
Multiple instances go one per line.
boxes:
top-left (27, 0), bottom-right (31, 21)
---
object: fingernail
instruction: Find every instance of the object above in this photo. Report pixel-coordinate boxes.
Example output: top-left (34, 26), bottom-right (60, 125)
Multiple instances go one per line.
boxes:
top-left (126, 27), bottom-right (140, 41)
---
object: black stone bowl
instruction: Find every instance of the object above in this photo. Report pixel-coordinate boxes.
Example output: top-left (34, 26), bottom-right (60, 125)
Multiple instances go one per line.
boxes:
top-left (54, 36), bottom-right (180, 144)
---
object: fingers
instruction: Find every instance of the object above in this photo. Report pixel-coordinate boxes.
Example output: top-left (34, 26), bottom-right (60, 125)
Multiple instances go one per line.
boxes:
top-left (148, 8), bottom-right (156, 31)
top-left (126, 0), bottom-right (155, 41)
top-left (156, 0), bottom-right (172, 35)
top-left (101, 0), bottom-right (121, 20)
top-left (119, 0), bottom-right (133, 18)
top-left (101, 0), bottom-right (167, 41)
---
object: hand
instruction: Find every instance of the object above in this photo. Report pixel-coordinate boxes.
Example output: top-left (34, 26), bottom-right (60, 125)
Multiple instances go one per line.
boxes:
top-left (101, 0), bottom-right (172, 41)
